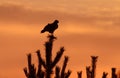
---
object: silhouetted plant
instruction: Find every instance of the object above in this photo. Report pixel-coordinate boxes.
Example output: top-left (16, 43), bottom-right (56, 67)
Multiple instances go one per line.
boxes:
top-left (77, 71), bottom-right (82, 78)
top-left (55, 56), bottom-right (71, 78)
top-left (24, 20), bottom-right (71, 78)
top-left (23, 54), bottom-right (37, 78)
top-left (112, 68), bottom-right (117, 78)
top-left (86, 56), bottom-right (98, 78)
top-left (91, 56), bottom-right (98, 78)
top-left (86, 66), bottom-right (91, 78)
top-left (41, 35), bottom-right (64, 78)
top-left (23, 52), bottom-right (45, 78)
top-left (102, 72), bottom-right (108, 78)
top-left (24, 34), bottom-right (70, 78)
top-left (36, 50), bottom-right (45, 78)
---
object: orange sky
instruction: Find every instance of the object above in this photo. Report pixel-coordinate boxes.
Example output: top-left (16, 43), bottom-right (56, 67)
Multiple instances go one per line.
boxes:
top-left (0, 0), bottom-right (120, 78)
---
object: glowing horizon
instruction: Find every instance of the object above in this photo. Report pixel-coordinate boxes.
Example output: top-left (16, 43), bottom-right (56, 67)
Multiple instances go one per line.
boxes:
top-left (0, 0), bottom-right (120, 78)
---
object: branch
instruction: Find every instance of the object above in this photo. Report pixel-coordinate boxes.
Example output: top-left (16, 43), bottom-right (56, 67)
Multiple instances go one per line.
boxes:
top-left (36, 50), bottom-right (46, 68)
top-left (77, 71), bottom-right (82, 78)
top-left (23, 67), bottom-right (29, 77)
top-left (55, 66), bottom-right (60, 78)
top-left (65, 70), bottom-right (72, 78)
top-left (61, 56), bottom-right (69, 78)
top-left (102, 72), bottom-right (108, 78)
top-left (51, 47), bottom-right (64, 68)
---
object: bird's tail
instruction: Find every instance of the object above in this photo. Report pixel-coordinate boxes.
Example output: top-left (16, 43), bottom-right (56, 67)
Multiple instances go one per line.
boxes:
top-left (41, 30), bottom-right (45, 33)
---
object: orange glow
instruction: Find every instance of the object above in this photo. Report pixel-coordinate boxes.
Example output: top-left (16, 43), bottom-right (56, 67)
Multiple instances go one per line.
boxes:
top-left (0, 1), bottom-right (120, 78)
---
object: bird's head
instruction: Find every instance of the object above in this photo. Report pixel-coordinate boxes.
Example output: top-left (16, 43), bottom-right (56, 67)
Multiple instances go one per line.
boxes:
top-left (54, 20), bottom-right (59, 23)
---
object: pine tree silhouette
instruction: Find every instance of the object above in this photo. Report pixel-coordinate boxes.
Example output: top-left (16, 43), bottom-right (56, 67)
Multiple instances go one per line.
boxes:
top-left (86, 56), bottom-right (98, 78)
top-left (112, 68), bottom-right (117, 78)
top-left (23, 20), bottom-right (71, 78)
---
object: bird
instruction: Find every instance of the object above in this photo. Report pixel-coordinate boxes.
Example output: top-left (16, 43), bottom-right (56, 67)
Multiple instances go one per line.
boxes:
top-left (41, 20), bottom-right (59, 34)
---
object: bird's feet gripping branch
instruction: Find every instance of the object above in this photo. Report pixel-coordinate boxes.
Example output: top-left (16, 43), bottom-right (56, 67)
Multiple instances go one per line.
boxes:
top-left (41, 20), bottom-right (59, 36)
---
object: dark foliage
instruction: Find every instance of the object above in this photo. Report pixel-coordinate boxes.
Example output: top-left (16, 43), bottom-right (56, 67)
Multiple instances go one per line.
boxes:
top-left (55, 56), bottom-right (71, 78)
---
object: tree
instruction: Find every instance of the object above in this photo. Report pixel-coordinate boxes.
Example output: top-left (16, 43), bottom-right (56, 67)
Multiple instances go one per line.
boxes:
top-left (86, 56), bottom-right (98, 78)
top-left (23, 20), bottom-right (71, 78)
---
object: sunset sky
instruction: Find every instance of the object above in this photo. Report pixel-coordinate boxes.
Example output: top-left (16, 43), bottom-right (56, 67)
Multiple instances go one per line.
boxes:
top-left (0, 0), bottom-right (120, 78)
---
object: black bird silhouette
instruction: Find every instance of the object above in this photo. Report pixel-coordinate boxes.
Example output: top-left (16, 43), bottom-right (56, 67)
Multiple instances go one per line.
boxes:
top-left (41, 20), bottom-right (59, 34)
